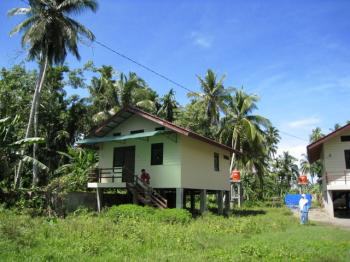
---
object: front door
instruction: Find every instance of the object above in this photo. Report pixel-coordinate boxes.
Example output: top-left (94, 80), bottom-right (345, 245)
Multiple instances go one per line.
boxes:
top-left (113, 146), bottom-right (135, 182)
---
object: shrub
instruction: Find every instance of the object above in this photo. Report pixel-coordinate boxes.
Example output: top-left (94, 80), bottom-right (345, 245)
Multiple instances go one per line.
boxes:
top-left (154, 208), bottom-right (191, 224)
top-left (104, 204), bottom-right (155, 221)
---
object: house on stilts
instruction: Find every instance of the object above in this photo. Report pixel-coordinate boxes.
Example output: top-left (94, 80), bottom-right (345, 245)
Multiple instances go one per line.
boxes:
top-left (77, 106), bottom-right (236, 213)
top-left (307, 123), bottom-right (350, 218)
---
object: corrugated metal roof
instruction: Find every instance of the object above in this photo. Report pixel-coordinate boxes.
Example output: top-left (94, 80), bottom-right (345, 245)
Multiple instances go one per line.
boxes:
top-left (77, 130), bottom-right (169, 145)
top-left (89, 106), bottom-right (236, 153)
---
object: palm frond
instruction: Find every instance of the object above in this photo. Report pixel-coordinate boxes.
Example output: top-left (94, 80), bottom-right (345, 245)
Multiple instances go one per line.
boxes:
top-left (22, 156), bottom-right (49, 171)
top-left (7, 7), bottom-right (31, 16)
top-left (58, 0), bottom-right (98, 14)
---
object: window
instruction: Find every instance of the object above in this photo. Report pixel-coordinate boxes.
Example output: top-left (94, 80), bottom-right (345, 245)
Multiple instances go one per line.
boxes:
top-left (214, 153), bottom-right (220, 171)
top-left (151, 143), bottom-right (163, 165)
top-left (341, 136), bottom-right (350, 142)
top-left (155, 127), bottom-right (165, 131)
top-left (130, 129), bottom-right (144, 134)
top-left (223, 155), bottom-right (230, 160)
top-left (345, 150), bottom-right (350, 169)
top-left (113, 132), bottom-right (121, 137)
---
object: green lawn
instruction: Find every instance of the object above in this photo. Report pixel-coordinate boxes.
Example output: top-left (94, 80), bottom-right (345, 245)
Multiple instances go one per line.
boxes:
top-left (0, 206), bottom-right (349, 261)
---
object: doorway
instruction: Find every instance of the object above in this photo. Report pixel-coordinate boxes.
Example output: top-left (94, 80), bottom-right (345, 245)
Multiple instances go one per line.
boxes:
top-left (113, 146), bottom-right (135, 183)
top-left (333, 191), bottom-right (350, 218)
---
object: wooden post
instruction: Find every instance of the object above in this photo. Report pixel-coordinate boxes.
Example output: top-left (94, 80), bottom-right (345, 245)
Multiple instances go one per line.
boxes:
top-left (176, 188), bottom-right (184, 209)
top-left (96, 187), bottom-right (103, 213)
top-left (200, 189), bottom-right (207, 213)
top-left (217, 190), bottom-right (224, 215)
top-left (190, 191), bottom-right (195, 212)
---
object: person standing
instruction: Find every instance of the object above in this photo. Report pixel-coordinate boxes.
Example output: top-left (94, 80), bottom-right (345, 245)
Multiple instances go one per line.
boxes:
top-left (299, 194), bottom-right (309, 224)
top-left (140, 169), bottom-right (150, 184)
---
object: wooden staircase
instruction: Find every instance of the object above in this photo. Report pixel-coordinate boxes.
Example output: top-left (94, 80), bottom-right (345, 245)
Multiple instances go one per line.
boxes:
top-left (126, 175), bottom-right (167, 209)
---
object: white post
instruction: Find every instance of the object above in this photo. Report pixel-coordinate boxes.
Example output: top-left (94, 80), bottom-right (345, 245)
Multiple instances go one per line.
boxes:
top-left (176, 188), bottom-right (184, 209)
top-left (96, 188), bottom-right (103, 213)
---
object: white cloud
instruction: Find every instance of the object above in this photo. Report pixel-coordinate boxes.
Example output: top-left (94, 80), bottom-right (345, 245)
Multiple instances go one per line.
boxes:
top-left (190, 32), bottom-right (213, 48)
top-left (287, 117), bottom-right (320, 129)
top-left (277, 144), bottom-right (307, 161)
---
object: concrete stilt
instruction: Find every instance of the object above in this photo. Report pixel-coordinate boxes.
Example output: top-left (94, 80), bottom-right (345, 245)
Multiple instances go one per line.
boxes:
top-left (190, 191), bottom-right (195, 212)
top-left (217, 190), bottom-right (224, 215)
top-left (96, 188), bottom-right (103, 213)
top-left (183, 190), bottom-right (187, 208)
top-left (200, 189), bottom-right (207, 213)
top-left (224, 191), bottom-right (230, 215)
top-left (176, 188), bottom-right (184, 209)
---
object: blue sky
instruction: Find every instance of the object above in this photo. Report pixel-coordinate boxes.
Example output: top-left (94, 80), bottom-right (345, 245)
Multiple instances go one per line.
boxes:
top-left (1, 0), bottom-right (350, 160)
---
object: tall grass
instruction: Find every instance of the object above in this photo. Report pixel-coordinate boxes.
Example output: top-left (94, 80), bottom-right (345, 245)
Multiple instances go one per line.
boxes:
top-left (0, 205), bottom-right (349, 261)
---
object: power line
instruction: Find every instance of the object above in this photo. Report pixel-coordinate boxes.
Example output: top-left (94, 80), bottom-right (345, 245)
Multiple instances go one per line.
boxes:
top-left (94, 39), bottom-right (308, 143)
top-left (279, 131), bottom-right (308, 142)
top-left (94, 40), bottom-right (193, 93)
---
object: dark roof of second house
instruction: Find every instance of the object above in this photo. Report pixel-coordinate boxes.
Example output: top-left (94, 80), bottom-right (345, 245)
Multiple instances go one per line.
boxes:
top-left (89, 106), bottom-right (236, 153)
top-left (307, 122), bottom-right (350, 163)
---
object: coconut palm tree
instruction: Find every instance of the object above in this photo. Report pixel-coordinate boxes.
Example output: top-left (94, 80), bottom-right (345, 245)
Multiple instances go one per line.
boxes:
top-left (265, 126), bottom-right (280, 158)
top-left (9, 0), bottom-right (98, 188)
top-left (220, 89), bottom-right (271, 171)
top-left (117, 72), bottom-right (158, 112)
top-left (188, 69), bottom-right (229, 125)
top-left (157, 89), bottom-right (178, 122)
top-left (309, 127), bottom-right (324, 143)
top-left (276, 152), bottom-right (299, 191)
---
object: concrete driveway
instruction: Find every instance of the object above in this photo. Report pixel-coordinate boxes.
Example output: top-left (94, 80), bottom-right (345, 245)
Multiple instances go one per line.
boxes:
top-left (292, 208), bottom-right (350, 229)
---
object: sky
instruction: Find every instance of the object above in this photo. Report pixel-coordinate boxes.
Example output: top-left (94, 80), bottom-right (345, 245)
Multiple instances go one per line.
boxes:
top-left (1, 0), bottom-right (350, 162)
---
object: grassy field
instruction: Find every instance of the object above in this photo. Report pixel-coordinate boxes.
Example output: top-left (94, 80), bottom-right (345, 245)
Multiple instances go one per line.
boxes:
top-left (0, 205), bottom-right (349, 261)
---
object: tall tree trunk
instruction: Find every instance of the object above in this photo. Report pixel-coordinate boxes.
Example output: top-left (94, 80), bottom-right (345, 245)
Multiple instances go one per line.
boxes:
top-left (229, 135), bottom-right (238, 172)
top-left (14, 56), bottom-right (48, 188)
top-left (32, 56), bottom-right (48, 187)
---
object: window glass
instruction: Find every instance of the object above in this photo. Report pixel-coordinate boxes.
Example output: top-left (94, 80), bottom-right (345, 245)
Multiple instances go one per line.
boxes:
top-left (341, 136), bottom-right (350, 142)
top-left (151, 143), bottom-right (163, 165)
top-left (214, 153), bottom-right (220, 171)
top-left (130, 129), bottom-right (144, 134)
top-left (345, 150), bottom-right (350, 169)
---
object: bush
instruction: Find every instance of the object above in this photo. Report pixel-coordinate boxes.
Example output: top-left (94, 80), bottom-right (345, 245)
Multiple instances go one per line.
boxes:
top-left (104, 204), bottom-right (155, 221)
top-left (154, 208), bottom-right (191, 224)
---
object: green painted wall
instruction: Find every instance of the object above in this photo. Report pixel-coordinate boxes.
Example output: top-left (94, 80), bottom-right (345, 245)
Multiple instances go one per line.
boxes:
top-left (98, 133), bottom-right (181, 188)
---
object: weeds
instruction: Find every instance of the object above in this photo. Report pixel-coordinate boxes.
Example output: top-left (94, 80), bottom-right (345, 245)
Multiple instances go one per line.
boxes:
top-left (0, 206), bottom-right (349, 261)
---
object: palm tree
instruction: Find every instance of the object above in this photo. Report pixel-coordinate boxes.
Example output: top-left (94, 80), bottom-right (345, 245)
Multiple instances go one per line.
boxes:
top-left (117, 72), bottom-right (158, 112)
top-left (188, 69), bottom-right (229, 125)
top-left (220, 89), bottom-right (271, 171)
top-left (309, 127), bottom-right (324, 143)
top-left (89, 65), bottom-right (120, 123)
top-left (157, 89), bottom-right (178, 122)
top-left (118, 72), bottom-right (147, 107)
top-left (265, 126), bottom-right (280, 158)
top-left (275, 152), bottom-right (299, 192)
top-left (9, 0), bottom-right (98, 188)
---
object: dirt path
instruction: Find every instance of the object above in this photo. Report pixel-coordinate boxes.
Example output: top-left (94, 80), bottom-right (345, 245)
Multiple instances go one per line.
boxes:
top-left (292, 208), bottom-right (350, 229)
